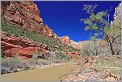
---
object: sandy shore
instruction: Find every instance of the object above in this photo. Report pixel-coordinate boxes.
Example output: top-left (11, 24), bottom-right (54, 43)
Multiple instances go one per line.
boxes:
top-left (0, 63), bottom-right (78, 81)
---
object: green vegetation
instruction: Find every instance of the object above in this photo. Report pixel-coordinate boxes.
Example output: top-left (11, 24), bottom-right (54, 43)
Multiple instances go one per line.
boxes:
top-left (1, 57), bottom-right (51, 74)
top-left (32, 51), bottom-right (43, 60)
top-left (92, 55), bottom-right (121, 76)
top-left (1, 51), bottom-right (70, 74)
top-left (81, 4), bottom-right (121, 55)
top-left (55, 52), bottom-right (70, 61)
top-left (1, 49), bottom-right (5, 58)
top-left (1, 18), bottom-right (77, 74)
top-left (1, 18), bottom-right (79, 52)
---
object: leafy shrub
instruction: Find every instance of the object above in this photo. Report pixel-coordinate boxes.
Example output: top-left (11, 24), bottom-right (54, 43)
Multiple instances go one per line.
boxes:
top-left (42, 51), bottom-right (54, 59)
top-left (55, 51), bottom-right (70, 62)
top-left (1, 57), bottom-right (55, 74)
top-left (1, 67), bottom-right (11, 74)
top-left (40, 59), bottom-right (51, 65)
top-left (1, 58), bottom-right (21, 74)
top-left (1, 58), bottom-right (36, 74)
top-left (1, 58), bottom-right (20, 68)
top-left (35, 60), bottom-right (43, 66)
top-left (41, 51), bottom-right (70, 62)
top-left (1, 49), bottom-right (5, 58)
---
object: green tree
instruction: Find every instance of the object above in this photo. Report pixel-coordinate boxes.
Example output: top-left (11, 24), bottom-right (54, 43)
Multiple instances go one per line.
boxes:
top-left (81, 4), bottom-right (121, 55)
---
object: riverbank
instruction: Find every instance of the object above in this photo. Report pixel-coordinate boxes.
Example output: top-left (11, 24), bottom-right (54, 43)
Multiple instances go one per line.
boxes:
top-left (0, 63), bottom-right (79, 81)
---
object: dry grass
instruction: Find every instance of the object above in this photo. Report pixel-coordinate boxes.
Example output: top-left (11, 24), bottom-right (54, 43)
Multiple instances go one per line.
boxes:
top-left (91, 55), bottom-right (121, 76)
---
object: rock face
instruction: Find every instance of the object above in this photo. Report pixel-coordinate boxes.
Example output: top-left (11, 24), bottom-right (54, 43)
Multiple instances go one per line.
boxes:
top-left (111, 3), bottom-right (121, 27)
top-left (71, 40), bottom-right (82, 49)
top-left (1, 1), bottom-right (87, 50)
top-left (1, 1), bottom-right (79, 58)
top-left (70, 40), bottom-right (90, 49)
top-left (2, 31), bottom-right (50, 58)
top-left (66, 52), bottom-right (80, 59)
top-left (41, 25), bottom-right (58, 38)
top-left (1, 1), bottom-right (58, 39)
top-left (60, 36), bottom-right (71, 45)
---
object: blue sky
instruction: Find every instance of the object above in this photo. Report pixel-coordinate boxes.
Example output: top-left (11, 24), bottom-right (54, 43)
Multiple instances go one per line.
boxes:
top-left (34, 1), bottom-right (120, 42)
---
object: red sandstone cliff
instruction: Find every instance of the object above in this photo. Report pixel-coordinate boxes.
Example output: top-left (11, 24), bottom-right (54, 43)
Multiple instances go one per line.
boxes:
top-left (1, 1), bottom-right (58, 39)
top-left (60, 36), bottom-right (71, 45)
top-left (1, 1), bottom-right (79, 58)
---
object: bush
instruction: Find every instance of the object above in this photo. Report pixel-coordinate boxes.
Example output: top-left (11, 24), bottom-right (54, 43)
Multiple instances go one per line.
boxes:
top-left (42, 51), bottom-right (70, 62)
top-left (1, 67), bottom-right (11, 74)
top-left (1, 57), bottom-right (56, 74)
top-left (55, 51), bottom-right (70, 62)
top-left (1, 58), bottom-right (36, 74)
top-left (40, 59), bottom-right (51, 65)
top-left (1, 51), bottom-right (71, 74)
top-left (1, 49), bottom-right (5, 58)
top-left (42, 51), bottom-right (55, 59)
top-left (1, 58), bottom-right (21, 74)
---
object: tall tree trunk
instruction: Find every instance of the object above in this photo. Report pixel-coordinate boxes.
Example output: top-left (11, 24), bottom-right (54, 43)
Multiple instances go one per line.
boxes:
top-left (105, 35), bottom-right (115, 55)
top-left (110, 43), bottom-right (115, 55)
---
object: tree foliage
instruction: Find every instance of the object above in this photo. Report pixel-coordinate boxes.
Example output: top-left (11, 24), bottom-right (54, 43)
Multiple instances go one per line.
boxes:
top-left (81, 4), bottom-right (121, 55)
